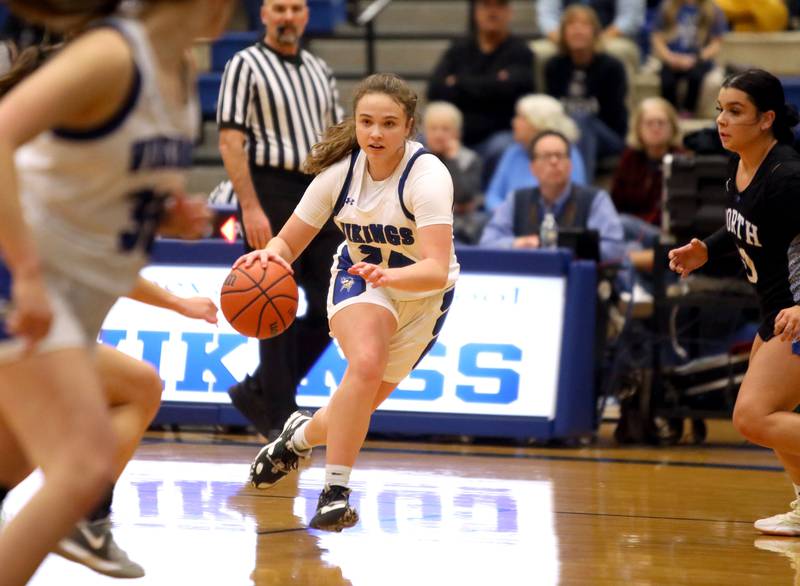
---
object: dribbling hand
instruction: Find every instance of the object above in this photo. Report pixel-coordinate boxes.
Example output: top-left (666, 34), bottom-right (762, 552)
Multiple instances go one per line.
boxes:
top-left (668, 238), bottom-right (708, 278)
top-left (774, 306), bottom-right (800, 342)
top-left (8, 274), bottom-right (52, 352)
top-left (233, 249), bottom-right (293, 274)
top-left (348, 262), bottom-right (390, 287)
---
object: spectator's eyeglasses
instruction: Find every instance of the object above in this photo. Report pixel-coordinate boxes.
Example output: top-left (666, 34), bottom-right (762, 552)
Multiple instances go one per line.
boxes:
top-left (642, 118), bottom-right (670, 128)
top-left (532, 152), bottom-right (569, 162)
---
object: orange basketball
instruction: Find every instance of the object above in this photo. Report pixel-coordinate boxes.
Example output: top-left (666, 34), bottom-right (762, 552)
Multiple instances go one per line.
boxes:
top-left (220, 261), bottom-right (298, 339)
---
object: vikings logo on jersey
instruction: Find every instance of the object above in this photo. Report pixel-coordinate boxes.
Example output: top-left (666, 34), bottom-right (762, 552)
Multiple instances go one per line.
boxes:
top-left (340, 222), bottom-right (415, 246)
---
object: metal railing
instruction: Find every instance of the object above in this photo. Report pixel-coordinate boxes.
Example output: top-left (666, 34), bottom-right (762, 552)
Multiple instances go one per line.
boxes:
top-left (350, 0), bottom-right (393, 74)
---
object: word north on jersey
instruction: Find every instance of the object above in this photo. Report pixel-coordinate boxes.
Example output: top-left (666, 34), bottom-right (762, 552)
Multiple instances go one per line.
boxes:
top-left (340, 222), bottom-right (415, 246)
top-left (725, 208), bottom-right (762, 247)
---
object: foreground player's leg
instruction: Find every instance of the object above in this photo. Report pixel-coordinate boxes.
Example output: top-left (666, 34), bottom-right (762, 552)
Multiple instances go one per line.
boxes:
top-left (0, 349), bottom-right (115, 586)
top-left (54, 346), bottom-right (161, 578)
top-left (732, 337), bottom-right (800, 536)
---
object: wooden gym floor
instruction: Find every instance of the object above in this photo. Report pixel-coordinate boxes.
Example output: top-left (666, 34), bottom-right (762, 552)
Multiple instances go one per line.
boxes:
top-left (6, 420), bottom-right (797, 585)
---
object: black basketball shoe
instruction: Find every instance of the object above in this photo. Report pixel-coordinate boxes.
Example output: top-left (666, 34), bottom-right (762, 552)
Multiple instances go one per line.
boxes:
top-left (249, 411), bottom-right (312, 489)
top-left (309, 485), bottom-right (359, 532)
top-left (55, 517), bottom-right (144, 578)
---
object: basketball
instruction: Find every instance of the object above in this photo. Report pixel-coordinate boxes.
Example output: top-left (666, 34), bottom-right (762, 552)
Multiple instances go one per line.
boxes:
top-left (220, 261), bottom-right (298, 339)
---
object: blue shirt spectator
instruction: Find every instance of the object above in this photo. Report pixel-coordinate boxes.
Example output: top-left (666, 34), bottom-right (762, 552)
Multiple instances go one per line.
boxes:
top-left (537, 0), bottom-right (645, 38)
top-left (654, 1), bottom-right (727, 55)
top-left (485, 142), bottom-right (586, 211)
top-left (481, 181), bottom-right (625, 261)
top-left (484, 94), bottom-right (586, 211)
top-left (479, 130), bottom-right (625, 262)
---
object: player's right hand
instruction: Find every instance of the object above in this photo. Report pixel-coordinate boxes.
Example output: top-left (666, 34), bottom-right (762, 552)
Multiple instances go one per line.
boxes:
top-left (241, 206), bottom-right (273, 250)
top-left (7, 273), bottom-right (52, 351)
top-left (233, 249), bottom-right (293, 274)
top-left (668, 238), bottom-right (708, 278)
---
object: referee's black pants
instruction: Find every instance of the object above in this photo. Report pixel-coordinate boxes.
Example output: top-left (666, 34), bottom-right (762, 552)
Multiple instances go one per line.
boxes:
top-left (234, 166), bottom-right (342, 435)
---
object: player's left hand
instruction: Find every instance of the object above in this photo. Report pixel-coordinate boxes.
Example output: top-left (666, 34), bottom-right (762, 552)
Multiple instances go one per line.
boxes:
top-left (162, 193), bottom-right (212, 239)
top-left (179, 296), bottom-right (219, 324)
top-left (774, 306), bottom-right (800, 342)
top-left (348, 262), bottom-right (391, 288)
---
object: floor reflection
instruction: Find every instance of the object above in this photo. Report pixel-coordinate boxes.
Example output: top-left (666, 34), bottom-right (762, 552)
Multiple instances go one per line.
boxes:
top-left (5, 455), bottom-right (558, 586)
top-left (6, 434), bottom-right (790, 585)
top-left (754, 537), bottom-right (800, 586)
top-left (294, 468), bottom-right (558, 586)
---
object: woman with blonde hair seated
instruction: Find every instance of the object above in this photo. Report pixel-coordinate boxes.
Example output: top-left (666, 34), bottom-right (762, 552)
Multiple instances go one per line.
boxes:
top-left (484, 93), bottom-right (586, 212)
top-left (611, 96), bottom-right (683, 248)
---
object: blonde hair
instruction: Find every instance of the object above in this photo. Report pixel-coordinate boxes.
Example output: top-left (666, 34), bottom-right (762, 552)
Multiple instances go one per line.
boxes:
top-left (558, 4), bottom-right (602, 54)
top-left (303, 73), bottom-right (418, 175)
top-left (626, 96), bottom-right (683, 150)
top-left (423, 101), bottom-right (463, 132)
top-left (516, 94), bottom-right (580, 143)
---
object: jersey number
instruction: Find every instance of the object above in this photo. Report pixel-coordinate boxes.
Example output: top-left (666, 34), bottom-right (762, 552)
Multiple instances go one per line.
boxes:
top-left (119, 190), bottom-right (168, 254)
top-left (358, 245), bottom-right (415, 268)
top-left (737, 246), bottom-right (758, 284)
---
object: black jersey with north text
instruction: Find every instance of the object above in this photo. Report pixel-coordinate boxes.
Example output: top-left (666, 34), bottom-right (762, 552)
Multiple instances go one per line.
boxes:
top-left (722, 144), bottom-right (800, 340)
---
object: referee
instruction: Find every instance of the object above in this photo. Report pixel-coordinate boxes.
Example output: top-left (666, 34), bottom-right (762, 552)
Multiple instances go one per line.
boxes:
top-left (217, 0), bottom-right (343, 438)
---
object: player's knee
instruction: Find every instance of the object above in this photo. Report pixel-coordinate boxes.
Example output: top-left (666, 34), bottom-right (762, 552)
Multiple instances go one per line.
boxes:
top-left (135, 362), bottom-right (163, 422)
top-left (732, 402), bottom-right (767, 444)
top-left (347, 349), bottom-right (387, 384)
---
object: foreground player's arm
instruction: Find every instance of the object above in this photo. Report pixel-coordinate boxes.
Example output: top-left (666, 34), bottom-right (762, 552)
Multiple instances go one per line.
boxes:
top-left (126, 277), bottom-right (218, 324)
top-left (0, 29), bottom-right (134, 344)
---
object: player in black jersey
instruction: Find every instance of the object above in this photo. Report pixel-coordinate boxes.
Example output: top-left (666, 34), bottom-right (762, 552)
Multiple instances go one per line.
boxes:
top-left (668, 69), bottom-right (800, 536)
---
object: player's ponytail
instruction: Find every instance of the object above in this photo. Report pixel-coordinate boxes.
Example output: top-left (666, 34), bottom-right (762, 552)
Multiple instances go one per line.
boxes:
top-left (303, 73), bottom-right (418, 175)
top-left (723, 68), bottom-right (799, 144)
top-left (0, 41), bottom-right (59, 98)
top-left (303, 118), bottom-right (359, 175)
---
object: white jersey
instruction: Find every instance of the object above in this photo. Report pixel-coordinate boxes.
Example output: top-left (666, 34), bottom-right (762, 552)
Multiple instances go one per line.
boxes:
top-left (295, 140), bottom-right (460, 301)
top-left (15, 17), bottom-right (198, 297)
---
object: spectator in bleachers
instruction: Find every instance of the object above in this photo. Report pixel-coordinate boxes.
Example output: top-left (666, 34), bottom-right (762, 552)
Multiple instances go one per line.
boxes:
top-left (535, 0), bottom-right (644, 84)
top-left (545, 5), bottom-right (628, 182)
top-left (422, 101), bottom-right (487, 244)
top-left (480, 130), bottom-right (625, 262)
top-left (715, 0), bottom-right (788, 31)
top-left (427, 0), bottom-right (535, 185)
top-left (651, 0), bottom-right (727, 115)
top-left (611, 96), bottom-right (682, 247)
top-left (484, 93), bottom-right (585, 212)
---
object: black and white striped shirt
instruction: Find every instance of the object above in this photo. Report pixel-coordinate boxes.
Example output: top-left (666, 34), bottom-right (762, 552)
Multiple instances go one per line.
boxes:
top-left (217, 42), bottom-right (343, 172)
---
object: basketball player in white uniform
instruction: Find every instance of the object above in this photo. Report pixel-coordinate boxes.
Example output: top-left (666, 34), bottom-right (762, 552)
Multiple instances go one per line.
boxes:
top-left (240, 73), bottom-right (460, 531)
top-left (0, 1), bottom-right (232, 584)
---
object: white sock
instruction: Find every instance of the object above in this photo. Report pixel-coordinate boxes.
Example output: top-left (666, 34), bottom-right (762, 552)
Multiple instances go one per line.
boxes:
top-left (792, 483), bottom-right (800, 501)
top-left (325, 465), bottom-right (351, 488)
top-left (290, 422), bottom-right (311, 452)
